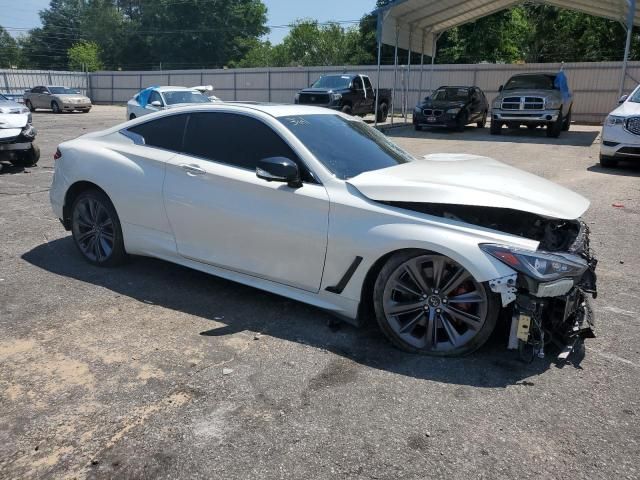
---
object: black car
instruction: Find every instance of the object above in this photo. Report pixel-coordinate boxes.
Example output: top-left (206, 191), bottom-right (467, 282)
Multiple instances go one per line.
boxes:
top-left (295, 74), bottom-right (392, 122)
top-left (413, 86), bottom-right (489, 132)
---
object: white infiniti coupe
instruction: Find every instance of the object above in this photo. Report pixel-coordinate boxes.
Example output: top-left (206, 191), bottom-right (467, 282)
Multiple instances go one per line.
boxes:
top-left (50, 104), bottom-right (597, 357)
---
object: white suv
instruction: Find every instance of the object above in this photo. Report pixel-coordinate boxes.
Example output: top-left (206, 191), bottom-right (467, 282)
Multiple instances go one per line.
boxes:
top-left (600, 85), bottom-right (640, 167)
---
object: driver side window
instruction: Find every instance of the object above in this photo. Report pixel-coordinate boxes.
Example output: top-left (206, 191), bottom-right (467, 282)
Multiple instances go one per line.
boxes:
top-left (149, 91), bottom-right (163, 106)
top-left (352, 77), bottom-right (363, 91)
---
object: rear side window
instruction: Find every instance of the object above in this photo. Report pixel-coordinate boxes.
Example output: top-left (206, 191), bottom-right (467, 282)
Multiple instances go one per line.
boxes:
top-left (127, 114), bottom-right (187, 151)
top-left (182, 112), bottom-right (314, 181)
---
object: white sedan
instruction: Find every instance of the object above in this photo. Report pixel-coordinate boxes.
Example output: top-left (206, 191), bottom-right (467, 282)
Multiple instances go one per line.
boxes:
top-left (50, 104), bottom-right (597, 357)
top-left (126, 86), bottom-right (212, 120)
top-left (600, 84), bottom-right (640, 167)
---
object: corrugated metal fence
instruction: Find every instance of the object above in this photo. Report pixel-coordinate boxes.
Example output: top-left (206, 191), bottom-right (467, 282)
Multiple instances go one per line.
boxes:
top-left (0, 69), bottom-right (88, 97)
top-left (4, 62), bottom-right (640, 123)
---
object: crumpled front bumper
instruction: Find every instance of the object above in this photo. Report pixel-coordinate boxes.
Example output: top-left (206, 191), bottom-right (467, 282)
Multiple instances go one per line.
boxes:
top-left (0, 124), bottom-right (37, 153)
top-left (507, 222), bottom-right (597, 361)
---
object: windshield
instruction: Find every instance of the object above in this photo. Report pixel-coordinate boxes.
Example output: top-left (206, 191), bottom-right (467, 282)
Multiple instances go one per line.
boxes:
top-left (49, 87), bottom-right (81, 94)
top-left (278, 114), bottom-right (412, 180)
top-left (629, 88), bottom-right (640, 103)
top-left (311, 75), bottom-right (352, 90)
top-left (504, 75), bottom-right (556, 91)
top-left (163, 90), bottom-right (210, 105)
top-left (431, 87), bottom-right (469, 102)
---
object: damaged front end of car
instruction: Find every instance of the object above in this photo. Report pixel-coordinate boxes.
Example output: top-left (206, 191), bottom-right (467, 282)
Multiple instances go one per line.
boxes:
top-left (387, 202), bottom-right (598, 362)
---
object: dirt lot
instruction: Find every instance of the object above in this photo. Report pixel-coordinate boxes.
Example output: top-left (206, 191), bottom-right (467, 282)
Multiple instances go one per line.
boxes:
top-left (1, 106), bottom-right (639, 479)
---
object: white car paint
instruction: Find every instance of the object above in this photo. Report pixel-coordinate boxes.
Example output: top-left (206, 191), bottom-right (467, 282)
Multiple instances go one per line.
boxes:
top-left (0, 112), bottom-right (29, 140)
top-left (50, 104), bottom-right (585, 323)
top-left (125, 86), bottom-right (212, 120)
top-left (348, 153), bottom-right (589, 220)
top-left (601, 84), bottom-right (640, 161)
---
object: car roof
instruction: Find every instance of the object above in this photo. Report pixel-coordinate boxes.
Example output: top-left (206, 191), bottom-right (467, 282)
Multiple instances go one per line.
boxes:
top-left (158, 102), bottom-right (339, 119)
top-left (155, 86), bottom-right (199, 92)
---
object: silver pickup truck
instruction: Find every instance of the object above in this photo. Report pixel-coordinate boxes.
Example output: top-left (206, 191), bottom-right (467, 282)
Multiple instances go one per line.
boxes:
top-left (490, 73), bottom-right (573, 138)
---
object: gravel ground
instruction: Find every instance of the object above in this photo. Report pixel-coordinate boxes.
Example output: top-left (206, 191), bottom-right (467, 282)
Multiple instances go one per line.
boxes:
top-left (1, 106), bottom-right (639, 479)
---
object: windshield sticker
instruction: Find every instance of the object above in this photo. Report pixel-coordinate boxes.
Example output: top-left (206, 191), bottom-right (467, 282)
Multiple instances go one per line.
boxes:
top-left (284, 117), bottom-right (310, 126)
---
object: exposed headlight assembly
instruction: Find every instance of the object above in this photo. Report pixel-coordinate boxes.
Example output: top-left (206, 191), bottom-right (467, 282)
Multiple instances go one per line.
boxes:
top-left (331, 93), bottom-right (342, 101)
top-left (606, 115), bottom-right (625, 126)
top-left (492, 99), bottom-right (501, 109)
top-left (447, 107), bottom-right (461, 114)
top-left (480, 244), bottom-right (588, 282)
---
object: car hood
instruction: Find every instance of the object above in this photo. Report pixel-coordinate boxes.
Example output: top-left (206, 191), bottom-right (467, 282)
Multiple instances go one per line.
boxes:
top-left (347, 153), bottom-right (590, 220)
top-left (498, 89), bottom-right (560, 99)
top-left (299, 87), bottom-right (347, 94)
top-left (0, 112), bottom-right (29, 129)
top-left (609, 100), bottom-right (640, 116)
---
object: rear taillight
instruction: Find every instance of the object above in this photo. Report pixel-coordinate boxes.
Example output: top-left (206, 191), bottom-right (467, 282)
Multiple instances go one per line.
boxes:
top-left (54, 148), bottom-right (61, 160)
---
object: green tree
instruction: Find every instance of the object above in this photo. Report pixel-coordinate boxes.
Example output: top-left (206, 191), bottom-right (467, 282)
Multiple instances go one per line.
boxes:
top-left (0, 26), bottom-right (21, 68)
top-left (68, 41), bottom-right (104, 71)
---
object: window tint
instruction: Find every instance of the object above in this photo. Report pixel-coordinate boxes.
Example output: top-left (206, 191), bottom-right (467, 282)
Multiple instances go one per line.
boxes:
top-left (127, 114), bottom-right (187, 151)
top-left (353, 76), bottom-right (363, 90)
top-left (182, 112), bottom-right (314, 181)
top-left (363, 76), bottom-right (373, 91)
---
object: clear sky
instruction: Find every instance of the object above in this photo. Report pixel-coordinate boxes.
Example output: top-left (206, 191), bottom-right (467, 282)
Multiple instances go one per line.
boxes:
top-left (0, 0), bottom-right (378, 43)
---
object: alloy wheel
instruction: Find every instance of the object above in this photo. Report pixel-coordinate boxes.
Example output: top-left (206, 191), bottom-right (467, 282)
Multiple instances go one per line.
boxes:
top-left (382, 254), bottom-right (489, 352)
top-left (72, 197), bottom-right (115, 262)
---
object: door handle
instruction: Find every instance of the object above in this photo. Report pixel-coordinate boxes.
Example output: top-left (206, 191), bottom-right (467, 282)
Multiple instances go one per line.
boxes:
top-left (180, 164), bottom-right (206, 176)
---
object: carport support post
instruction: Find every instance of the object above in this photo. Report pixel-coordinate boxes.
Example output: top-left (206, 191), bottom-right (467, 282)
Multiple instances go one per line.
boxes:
top-left (391, 25), bottom-right (400, 126)
top-left (619, 0), bottom-right (636, 98)
top-left (405, 28), bottom-right (412, 124)
top-left (429, 33), bottom-right (437, 94)
top-left (374, 22), bottom-right (383, 127)
top-left (418, 30), bottom-right (425, 106)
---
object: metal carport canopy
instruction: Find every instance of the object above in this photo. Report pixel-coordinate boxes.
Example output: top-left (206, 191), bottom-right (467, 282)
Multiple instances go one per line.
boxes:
top-left (377, 0), bottom-right (640, 55)
top-left (373, 0), bottom-right (639, 126)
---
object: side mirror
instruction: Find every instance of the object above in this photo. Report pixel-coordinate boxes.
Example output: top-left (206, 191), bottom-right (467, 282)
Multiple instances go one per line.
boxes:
top-left (618, 94), bottom-right (628, 104)
top-left (150, 100), bottom-right (162, 107)
top-left (256, 157), bottom-right (301, 188)
top-left (498, 85), bottom-right (503, 92)
top-left (44, 91), bottom-right (51, 95)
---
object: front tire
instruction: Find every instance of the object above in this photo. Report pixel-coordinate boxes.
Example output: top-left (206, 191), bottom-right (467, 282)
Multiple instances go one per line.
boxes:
top-left (456, 112), bottom-right (468, 132)
top-left (10, 144), bottom-right (40, 167)
top-left (373, 250), bottom-right (499, 356)
top-left (599, 154), bottom-right (618, 168)
top-left (546, 110), bottom-right (563, 138)
top-left (490, 120), bottom-right (502, 135)
top-left (25, 100), bottom-right (35, 112)
top-left (71, 189), bottom-right (127, 267)
top-left (477, 111), bottom-right (487, 128)
top-left (341, 105), bottom-right (353, 116)
top-left (562, 107), bottom-right (572, 131)
top-left (129, 113), bottom-right (136, 120)
top-left (51, 101), bottom-right (61, 114)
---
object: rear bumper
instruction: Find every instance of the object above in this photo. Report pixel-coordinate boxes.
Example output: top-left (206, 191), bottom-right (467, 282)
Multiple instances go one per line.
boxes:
top-left (492, 109), bottom-right (559, 123)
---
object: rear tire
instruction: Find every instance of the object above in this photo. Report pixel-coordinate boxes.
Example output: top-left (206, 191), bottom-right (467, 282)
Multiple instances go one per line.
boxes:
top-left (341, 105), bottom-right (353, 116)
top-left (490, 120), bottom-right (502, 135)
top-left (71, 189), bottom-right (127, 267)
top-left (129, 113), bottom-right (136, 120)
top-left (414, 124), bottom-right (422, 131)
top-left (599, 154), bottom-right (618, 168)
top-left (373, 250), bottom-right (500, 356)
top-left (10, 144), bottom-right (40, 167)
top-left (376, 102), bottom-right (389, 122)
